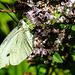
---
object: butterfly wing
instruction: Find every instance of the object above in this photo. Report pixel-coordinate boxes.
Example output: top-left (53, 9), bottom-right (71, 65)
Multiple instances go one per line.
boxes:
top-left (10, 24), bottom-right (33, 65)
top-left (0, 19), bottom-right (33, 68)
top-left (0, 25), bottom-right (21, 68)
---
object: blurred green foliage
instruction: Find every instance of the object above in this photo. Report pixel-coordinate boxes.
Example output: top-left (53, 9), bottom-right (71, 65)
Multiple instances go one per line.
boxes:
top-left (0, 59), bottom-right (36, 75)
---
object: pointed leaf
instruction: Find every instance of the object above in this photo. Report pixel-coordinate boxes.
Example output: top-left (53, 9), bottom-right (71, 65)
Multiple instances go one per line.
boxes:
top-left (53, 52), bottom-right (63, 63)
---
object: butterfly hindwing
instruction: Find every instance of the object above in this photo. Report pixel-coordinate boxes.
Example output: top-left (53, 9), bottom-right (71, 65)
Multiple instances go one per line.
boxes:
top-left (10, 27), bottom-right (33, 65)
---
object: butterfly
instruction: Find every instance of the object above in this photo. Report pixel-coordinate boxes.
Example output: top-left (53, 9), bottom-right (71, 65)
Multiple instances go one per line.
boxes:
top-left (0, 18), bottom-right (33, 69)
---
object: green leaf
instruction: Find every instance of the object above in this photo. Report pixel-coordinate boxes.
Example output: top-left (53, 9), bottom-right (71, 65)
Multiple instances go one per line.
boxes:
top-left (72, 55), bottom-right (75, 61)
top-left (0, 0), bottom-right (17, 3)
top-left (39, 67), bottom-right (46, 74)
top-left (53, 52), bottom-right (63, 63)
top-left (54, 13), bottom-right (61, 19)
top-left (60, 24), bottom-right (65, 29)
top-left (73, 45), bottom-right (75, 49)
top-left (71, 25), bottom-right (75, 31)
top-left (52, 19), bottom-right (56, 25)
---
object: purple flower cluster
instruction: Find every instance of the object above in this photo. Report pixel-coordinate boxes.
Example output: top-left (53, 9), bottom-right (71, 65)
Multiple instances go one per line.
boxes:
top-left (26, 0), bottom-right (75, 24)
top-left (26, 0), bottom-right (75, 63)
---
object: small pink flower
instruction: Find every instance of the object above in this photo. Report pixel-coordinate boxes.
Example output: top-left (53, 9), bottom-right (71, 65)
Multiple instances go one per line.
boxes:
top-left (34, 40), bottom-right (39, 47)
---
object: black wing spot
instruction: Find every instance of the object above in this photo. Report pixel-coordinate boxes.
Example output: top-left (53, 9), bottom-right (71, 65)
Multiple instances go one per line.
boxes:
top-left (7, 53), bottom-right (10, 57)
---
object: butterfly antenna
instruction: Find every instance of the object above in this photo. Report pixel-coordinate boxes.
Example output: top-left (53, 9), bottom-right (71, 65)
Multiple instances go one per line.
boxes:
top-left (6, 4), bottom-right (19, 23)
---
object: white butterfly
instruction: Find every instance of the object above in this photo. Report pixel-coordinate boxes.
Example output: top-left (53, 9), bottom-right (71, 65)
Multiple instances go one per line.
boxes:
top-left (0, 18), bottom-right (33, 69)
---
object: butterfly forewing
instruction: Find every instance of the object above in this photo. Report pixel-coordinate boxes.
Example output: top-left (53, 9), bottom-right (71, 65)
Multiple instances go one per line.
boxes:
top-left (0, 26), bottom-right (21, 68)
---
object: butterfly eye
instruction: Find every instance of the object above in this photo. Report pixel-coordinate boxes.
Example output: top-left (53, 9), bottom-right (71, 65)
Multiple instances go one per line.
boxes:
top-left (7, 53), bottom-right (10, 57)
